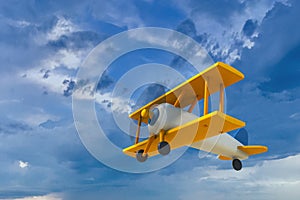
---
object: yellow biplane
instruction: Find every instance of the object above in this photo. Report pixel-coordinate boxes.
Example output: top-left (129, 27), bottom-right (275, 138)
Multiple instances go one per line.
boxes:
top-left (123, 62), bottom-right (267, 170)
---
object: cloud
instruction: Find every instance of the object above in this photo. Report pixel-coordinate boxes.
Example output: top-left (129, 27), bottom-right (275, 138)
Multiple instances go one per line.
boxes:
top-left (16, 14), bottom-right (109, 98)
top-left (0, 119), bottom-right (108, 199)
top-left (240, 0), bottom-right (300, 80)
top-left (1, 10), bottom-right (107, 99)
top-left (23, 42), bottom-right (92, 96)
top-left (95, 92), bottom-right (133, 114)
top-left (172, 0), bottom-right (291, 64)
top-left (54, 154), bottom-right (300, 200)
top-left (18, 161), bottom-right (29, 169)
top-left (11, 193), bottom-right (62, 200)
top-left (46, 16), bottom-right (78, 41)
top-left (289, 112), bottom-right (300, 120)
top-left (151, 154), bottom-right (300, 200)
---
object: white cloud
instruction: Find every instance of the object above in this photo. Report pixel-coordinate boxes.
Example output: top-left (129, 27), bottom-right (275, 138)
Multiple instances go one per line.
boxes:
top-left (24, 68), bottom-right (66, 94)
top-left (132, 154), bottom-right (300, 200)
top-left (205, 155), bottom-right (300, 181)
top-left (47, 17), bottom-right (79, 41)
top-left (289, 112), bottom-right (300, 120)
top-left (20, 113), bottom-right (58, 127)
top-left (20, 15), bottom-right (96, 97)
top-left (40, 49), bottom-right (84, 70)
top-left (18, 160), bottom-right (29, 168)
top-left (5, 18), bottom-right (32, 28)
top-left (51, 49), bottom-right (85, 70)
top-left (11, 193), bottom-right (62, 200)
top-left (76, 154), bottom-right (299, 200)
top-left (227, 48), bottom-right (241, 64)
top-left (242, 37), bottom-right (255, 49)
top-left (33, 16), bottom-right (79, 46)
top-left (95, 92), bottom-right (133, 114)
top-left (23, 48), bottom-right (86, 95)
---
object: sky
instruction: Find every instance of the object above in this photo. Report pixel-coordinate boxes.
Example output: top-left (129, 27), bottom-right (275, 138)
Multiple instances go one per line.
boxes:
top-left (0, 0), bottom-right (300, 199)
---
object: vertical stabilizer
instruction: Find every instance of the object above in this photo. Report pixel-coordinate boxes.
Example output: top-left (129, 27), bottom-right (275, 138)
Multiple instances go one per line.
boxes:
top-left (234, 128), bottom-right (248, 145)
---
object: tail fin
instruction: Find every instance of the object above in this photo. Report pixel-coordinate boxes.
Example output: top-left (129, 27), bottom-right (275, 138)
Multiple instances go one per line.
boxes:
top-left (234, 128), bottom-right (248, 145)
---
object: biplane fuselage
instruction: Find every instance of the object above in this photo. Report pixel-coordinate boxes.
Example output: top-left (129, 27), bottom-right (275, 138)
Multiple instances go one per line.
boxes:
top-left (123, 62), bottom-right (267, 171)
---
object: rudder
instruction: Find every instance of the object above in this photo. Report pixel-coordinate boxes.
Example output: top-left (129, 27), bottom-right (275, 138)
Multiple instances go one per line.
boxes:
top-left (234, 128), bottom-right (248, 145)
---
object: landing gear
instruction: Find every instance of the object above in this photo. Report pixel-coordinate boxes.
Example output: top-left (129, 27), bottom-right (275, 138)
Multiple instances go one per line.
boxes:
top-left (158, 141), bottom-right (170, 155)
top-left (136, 149), bottom-right (148, 162)
top-left (157, 129), bottom-right (170, 156)
top-left (232, 159), bottom-right (242, 171)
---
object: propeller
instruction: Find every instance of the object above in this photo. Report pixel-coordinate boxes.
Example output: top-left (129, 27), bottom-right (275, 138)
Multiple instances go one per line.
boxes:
top-left (128, 83), bottom-right (167, 142)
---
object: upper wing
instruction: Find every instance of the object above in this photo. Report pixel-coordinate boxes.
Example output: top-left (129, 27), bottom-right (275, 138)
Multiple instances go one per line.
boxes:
top-left (129, 62), bottom-right (244, 123)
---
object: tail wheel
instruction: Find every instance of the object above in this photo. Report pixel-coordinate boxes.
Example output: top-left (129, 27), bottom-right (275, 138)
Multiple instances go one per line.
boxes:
top-left (232, 159), bottom-right (242, 171)
top-left (136, 149), bottom-right (148, 162)
top-left (158, 141), bottom-right (170, 155)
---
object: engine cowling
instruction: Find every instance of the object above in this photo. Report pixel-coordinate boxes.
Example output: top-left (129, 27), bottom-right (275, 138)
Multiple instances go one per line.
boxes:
top-left (148, 103), bottom-right (198, 135)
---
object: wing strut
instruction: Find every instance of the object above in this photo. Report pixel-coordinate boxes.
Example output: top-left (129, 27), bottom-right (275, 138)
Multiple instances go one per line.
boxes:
top-left (203, 79), bottom-right (209, 115)
top-left (219, 83), bottom-right (224, 112)
top-left (135, 115), bottom-right (142, 144)
top-left (143, 135), bottom-right (155, 156)
top-left (174, 90), bottom-right (185, 107)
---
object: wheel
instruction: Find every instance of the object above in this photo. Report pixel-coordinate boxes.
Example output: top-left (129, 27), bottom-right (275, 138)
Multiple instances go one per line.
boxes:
top-left (158, 141), bottom-right (170, 155)
top-left (136, 149), bottom-right (148, 162)
top-left (232, 159), bottom-right (242, 171)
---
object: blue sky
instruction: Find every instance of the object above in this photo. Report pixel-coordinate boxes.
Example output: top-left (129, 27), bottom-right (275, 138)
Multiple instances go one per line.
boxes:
top-left (0, 0), bottom-right (300, 199)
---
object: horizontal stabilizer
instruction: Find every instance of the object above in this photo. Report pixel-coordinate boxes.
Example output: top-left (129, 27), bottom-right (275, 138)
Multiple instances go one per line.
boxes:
top-left (238, 145), bottom-right (268, 156)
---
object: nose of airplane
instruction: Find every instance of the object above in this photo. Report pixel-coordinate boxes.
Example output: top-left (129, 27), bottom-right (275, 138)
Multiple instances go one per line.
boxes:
top-left (148, 108), bottom-right (160, 125)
